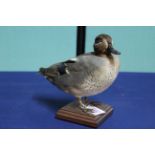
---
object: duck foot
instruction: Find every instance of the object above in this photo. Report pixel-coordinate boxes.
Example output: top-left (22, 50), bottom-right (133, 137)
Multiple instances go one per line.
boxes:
top-left (80, 104), bottom-right (106, 116)
top-left (77, 97), bottom-right (106, 116)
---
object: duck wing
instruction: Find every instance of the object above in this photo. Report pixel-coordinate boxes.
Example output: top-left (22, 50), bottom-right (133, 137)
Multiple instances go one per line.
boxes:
top-left (44, 54), bottom-right (105, 91)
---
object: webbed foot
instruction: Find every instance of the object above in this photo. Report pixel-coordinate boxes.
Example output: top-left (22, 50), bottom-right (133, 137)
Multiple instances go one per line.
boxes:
top-left (76, 97), bottom-right (106, 116)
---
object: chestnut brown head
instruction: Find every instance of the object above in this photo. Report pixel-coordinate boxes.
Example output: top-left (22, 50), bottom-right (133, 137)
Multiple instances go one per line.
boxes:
top-left (94, 34), bottom-right (121, 55)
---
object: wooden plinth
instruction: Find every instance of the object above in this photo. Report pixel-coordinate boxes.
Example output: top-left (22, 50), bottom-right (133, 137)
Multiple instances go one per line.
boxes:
top-left (56, 102), bottom-right (113, 128)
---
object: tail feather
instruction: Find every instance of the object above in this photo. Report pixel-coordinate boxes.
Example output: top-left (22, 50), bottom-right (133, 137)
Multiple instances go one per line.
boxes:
top-left (39, 66), bottom-right (59, 78)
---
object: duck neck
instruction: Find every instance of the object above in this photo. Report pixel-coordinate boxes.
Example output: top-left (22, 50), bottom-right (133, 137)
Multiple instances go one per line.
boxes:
top-left (94, 50), bottom-right (114, 64)
top-left (94, 49), bottom-right (111, 57)
top-left (94, 49), bottom-right (105, 56)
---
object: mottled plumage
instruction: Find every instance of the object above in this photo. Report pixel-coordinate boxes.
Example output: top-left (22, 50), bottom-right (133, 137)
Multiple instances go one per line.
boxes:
top-left (39, 34), bottom-right (121, 115)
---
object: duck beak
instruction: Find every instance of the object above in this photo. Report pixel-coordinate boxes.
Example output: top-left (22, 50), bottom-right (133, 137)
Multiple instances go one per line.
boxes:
top-left (108, 47), bottom-right (121, 55)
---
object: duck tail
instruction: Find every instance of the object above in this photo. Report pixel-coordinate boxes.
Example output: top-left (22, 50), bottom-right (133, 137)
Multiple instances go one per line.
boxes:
top-left (39, 67), bottom-right (46, 75)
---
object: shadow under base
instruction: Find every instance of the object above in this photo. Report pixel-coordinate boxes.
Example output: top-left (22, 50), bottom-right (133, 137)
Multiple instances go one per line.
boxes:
top-left (56, 101), bottom-right (113, 128)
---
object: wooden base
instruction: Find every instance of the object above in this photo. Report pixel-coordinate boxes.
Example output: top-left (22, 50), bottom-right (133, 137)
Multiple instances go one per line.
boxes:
top-left (56, 101), bottom-right (113, 128)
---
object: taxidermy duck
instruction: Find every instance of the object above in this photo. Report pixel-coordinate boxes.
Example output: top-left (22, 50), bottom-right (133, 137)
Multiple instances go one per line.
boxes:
top-left (39, 34), bottom-right (121, 116)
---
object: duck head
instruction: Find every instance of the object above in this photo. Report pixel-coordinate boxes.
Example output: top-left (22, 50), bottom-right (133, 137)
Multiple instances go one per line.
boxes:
top-left (94, 34), bottom-right (121, 56)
